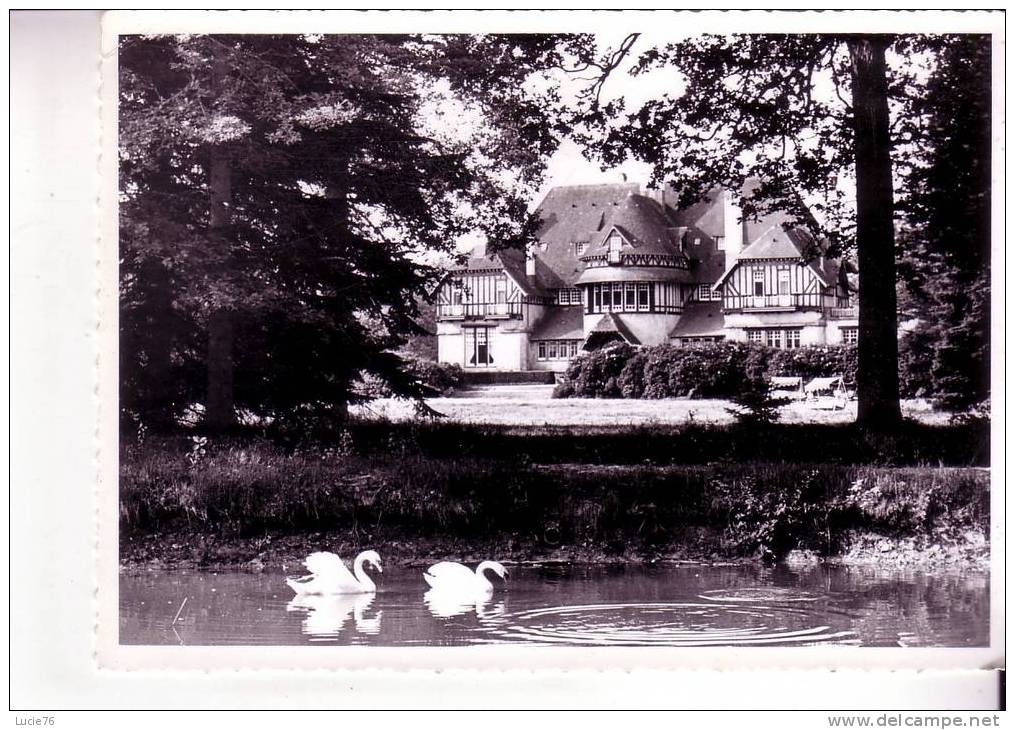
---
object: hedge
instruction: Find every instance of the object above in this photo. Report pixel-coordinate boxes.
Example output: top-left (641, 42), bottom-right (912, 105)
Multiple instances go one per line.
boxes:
top-left (554, 342), bottom-right (858, 399)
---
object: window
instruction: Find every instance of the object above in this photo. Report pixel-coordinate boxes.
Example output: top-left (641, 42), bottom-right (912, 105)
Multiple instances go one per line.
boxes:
top-left (611, 283), bottom-right (623, 308)
top-left (536, 340), bottom-right (579, 361)
top-left (753, 268), bottom-right (765, 296)
top-left (452, 289), bottom-right (463, 305)
top-left (693, 237), bottom-right (701, 246)
top-left (574, 241), bottom-right (586, 256)
top-left (607, 231), bottom-right (623, 263)
top-left (842, 327), bottom-right (858, 345)
top-left (777, 268), bottom-right (791, 295)
top-left (715, 236), bottom-right (726, 251)
top-left (465, 327), bottom-right (494, 367)
top-left (593, 287), bottom-right (601, 311)
top-left (751, 328), bottom-right (802, 349)
top-left (557, 288), bottom-right (581, 305)
top-left (698, 284), bottom-right (711, 301)
top-left (711, 286), bottom-right (722, 301)
top-left (637, 283), bottom-right (650, 311)
top-left (625, 283), bottom-right (637, 309)
top-left (496, 279), bottom-right (507, 303)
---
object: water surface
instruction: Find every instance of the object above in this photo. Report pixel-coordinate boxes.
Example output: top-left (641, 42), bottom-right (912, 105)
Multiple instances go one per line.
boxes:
top-left (119, 563), bottom-right (987, 647)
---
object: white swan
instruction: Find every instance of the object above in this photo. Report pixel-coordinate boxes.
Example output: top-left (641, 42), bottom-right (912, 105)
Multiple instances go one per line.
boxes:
top-left (422, 560), bottom-right (508, 595)
top-left (285, 550), bottom-right (382, 595)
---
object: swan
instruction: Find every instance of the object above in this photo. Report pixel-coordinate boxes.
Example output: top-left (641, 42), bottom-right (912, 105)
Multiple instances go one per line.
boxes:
top-left (285, 550), bottom-right (382, 595)
top-left (422, 560), bottom-right (508, 595)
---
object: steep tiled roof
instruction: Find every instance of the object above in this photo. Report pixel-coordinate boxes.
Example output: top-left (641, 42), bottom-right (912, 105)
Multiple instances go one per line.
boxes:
top-left (736, 223), bottom-right (841, 288)
top-left (460, 246), bottom-right (548, 297)
top-left (530, 306), bottom-right (584, 340)
top-left (585, 312), bottom-right (640, 345)
top-left (450, 181), bottom-right (849, 297)
top-left (534, 183), bottom-right (641, 245)
top-left (669, 302), bottom-right (726, 338)
top-left (530, 184), bottom-right (639, 287)
top-left (582, 194), bottom-right (684, 258)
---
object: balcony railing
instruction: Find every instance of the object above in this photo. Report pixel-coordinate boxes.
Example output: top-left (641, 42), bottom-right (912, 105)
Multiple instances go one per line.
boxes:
top-left (828, 306), bottom-right (859, 320)
top-left (723, 294), bottom-right (838, 312)
top-left (437, 302), bottom-right (522, 320)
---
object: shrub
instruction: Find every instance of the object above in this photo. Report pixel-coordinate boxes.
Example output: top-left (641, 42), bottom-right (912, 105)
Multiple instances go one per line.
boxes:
top-left (767, 344), bottom-right (857, 382)
top-left (567, 343), bottom-right (636, 398)
top-left (727, 381), bottom-right (792, 426)
top-left (409, 359), bottom-right (463, 395)
top-left (617, 350), bottom-right (648, 398)
top-left (555, 341), bottom-right (869, 401)
top-left (356, 357), bottom-right (463, 398)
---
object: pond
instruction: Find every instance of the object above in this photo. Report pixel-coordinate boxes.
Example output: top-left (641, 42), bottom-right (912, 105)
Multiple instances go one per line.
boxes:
top-left (119, 563), bottom-right (988, 647)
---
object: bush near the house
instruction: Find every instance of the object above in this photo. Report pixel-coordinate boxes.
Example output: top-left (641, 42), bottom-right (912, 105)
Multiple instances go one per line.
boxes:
top-left (358, 357), bottom-right (463, 398)
top-left (555, 342), bottom-right (858, 400)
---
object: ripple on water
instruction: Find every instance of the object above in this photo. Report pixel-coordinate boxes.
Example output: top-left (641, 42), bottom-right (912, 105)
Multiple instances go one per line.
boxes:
top-left (698, 588), bottom-right (825, 603)
top-left (485, 602), bottom-right (860, 647)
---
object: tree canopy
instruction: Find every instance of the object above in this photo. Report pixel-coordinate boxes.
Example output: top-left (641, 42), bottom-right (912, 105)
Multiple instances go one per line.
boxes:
top-left (119, 33), bottom-right (574, 432)
top-left (567, 33), bottom-right (992, 424)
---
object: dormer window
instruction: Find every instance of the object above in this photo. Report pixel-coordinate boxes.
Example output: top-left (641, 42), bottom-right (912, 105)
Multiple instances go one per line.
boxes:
top-left (607, 231), bottom-right (622, 264)
top-left (574, 241), bottom-right (586, 256)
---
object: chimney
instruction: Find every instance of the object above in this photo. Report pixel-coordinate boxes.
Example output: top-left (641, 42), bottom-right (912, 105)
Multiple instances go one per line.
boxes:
top-left (526, 244), bottom-right (536, 277)
top-left (722, 190), bottom-right (745, 270)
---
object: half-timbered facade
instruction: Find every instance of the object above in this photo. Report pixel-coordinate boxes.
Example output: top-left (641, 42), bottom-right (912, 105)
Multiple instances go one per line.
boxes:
top-left (435, 182), bottom-right (858, 373)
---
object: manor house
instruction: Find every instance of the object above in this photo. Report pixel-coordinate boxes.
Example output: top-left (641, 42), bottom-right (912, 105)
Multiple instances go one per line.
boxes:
top-left (435, 182), bottom-right (858, 373)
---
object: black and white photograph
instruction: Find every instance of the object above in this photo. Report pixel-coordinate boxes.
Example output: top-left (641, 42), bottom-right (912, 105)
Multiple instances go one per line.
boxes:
top-left (108, 17), bottom-right (1000, 653)
top-left (9, 7), bottom-right (1006, 713)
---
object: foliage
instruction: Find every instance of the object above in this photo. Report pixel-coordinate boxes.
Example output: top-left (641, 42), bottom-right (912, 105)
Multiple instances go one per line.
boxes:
top-left (555, 341), bottom-right (856, 400)
top-left (894, 37), bottom-right (992, 411)
top-left (561, 342), bottom-right (636, 398)
top-left (119, 34), bottom-right (575, 432)
top-left (121, 438), bottom-right (989, 562)
top-left (767, 345), bottom-right (858, 384)
top-left (726, 381), bottom-right (792, 427)
top-left (568, 34), bottom-right (991, 425)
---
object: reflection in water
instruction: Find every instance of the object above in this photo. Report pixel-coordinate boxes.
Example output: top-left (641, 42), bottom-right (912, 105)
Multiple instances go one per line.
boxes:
top-left (119, 563), bottom-right (989, 647)
top-left (287, 592), bottom-right (382, 639)
top-left (423, 589), bottom-right (506, 620)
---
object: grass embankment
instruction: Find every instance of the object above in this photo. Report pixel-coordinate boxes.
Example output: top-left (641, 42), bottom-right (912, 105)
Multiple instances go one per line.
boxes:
top-left (121, 420), bottom-right (990, 570)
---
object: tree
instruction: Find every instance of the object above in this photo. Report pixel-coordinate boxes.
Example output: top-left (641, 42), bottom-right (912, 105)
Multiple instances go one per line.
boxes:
top-left (120, 34), bottom-right (572, 433)
top-left (569, 33), bottom-right (983, 427)
top-left (896, 36), bottom-right (991, 410)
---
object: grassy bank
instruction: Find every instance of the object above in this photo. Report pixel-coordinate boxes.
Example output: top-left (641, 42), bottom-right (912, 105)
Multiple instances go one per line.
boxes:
top-left (229, 415), bottom-right (989, 466)
top-left (121, 436), bottom-right (990, 569)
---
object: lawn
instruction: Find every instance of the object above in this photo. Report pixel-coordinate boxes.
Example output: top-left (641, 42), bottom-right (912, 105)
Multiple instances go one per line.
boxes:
top-left (352, 385), bottom-right (948, 427)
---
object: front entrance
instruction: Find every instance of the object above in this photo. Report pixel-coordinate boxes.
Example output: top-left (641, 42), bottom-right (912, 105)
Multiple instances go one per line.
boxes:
top-left (464, 326), bottom-right (495, 368)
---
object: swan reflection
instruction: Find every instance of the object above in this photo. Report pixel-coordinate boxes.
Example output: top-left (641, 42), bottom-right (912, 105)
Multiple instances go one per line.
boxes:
top-left (287, 592), bottom-right (382, 638)
top-left (424, 589), bottom-right (506, 620)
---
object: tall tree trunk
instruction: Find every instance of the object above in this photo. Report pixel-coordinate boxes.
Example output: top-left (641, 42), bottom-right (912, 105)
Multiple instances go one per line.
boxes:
top-left (205, 151), bottom-right (235, 432)
top-left (848, 36), bottom-right (902, 427)
top-left (139, 256), bottom-right (175, 432)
